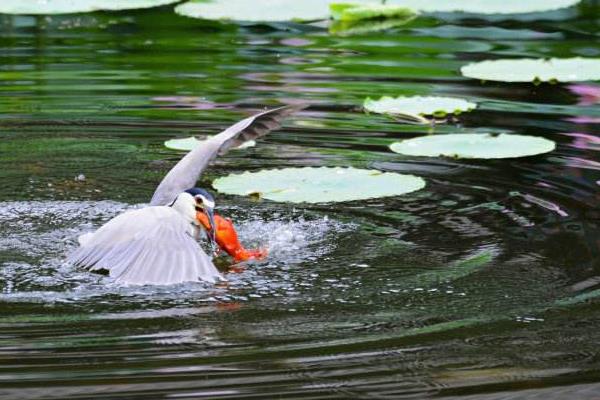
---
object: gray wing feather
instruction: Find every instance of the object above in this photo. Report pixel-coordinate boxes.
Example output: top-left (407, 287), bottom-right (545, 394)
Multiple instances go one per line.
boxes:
top-left (150, 104), bottom-right (307, 206)
top-left (69, 207), bottom-right (222, 285)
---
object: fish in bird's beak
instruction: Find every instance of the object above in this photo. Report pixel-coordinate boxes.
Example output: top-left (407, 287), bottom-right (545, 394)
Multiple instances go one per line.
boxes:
top-left (195, 209), bottom-right (268, 263)
top-left (196, 206), bottom-right (217, 252)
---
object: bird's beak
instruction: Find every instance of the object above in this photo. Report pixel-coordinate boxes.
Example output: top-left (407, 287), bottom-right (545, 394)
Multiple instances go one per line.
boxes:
top-left (206, 207), bottom-right (217, 247)
top-left (196, 207), bottom-right (217, 249)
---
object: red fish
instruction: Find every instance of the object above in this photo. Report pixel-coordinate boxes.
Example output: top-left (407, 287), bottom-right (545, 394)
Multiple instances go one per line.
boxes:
top-left (197, 212), bottom-right (268, 263)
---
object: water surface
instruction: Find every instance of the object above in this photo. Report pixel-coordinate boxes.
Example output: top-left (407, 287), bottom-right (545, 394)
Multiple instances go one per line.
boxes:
top-left (1, 3), bottom-right (600, 399)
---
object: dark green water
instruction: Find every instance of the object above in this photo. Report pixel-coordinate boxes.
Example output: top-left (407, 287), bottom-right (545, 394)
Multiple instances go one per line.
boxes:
top-left (1, 2), bottom-right (600, 399)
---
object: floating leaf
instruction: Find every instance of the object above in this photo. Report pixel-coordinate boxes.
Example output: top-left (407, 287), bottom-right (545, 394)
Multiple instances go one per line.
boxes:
top-left (0, 0), bottom-right (179, 14)
top-left (330, 3), bottom-right (416, 21)
top-left (555, 288), bottom-right (600, 307)
top-left (174, 0), bottom-right (580, 22)
top-left (461, 58), bottom-right (600, 83)
top-left (175, 0), bottom-right (332, 22)
top-left (330, 16), bottom-right (416, 35)
top-left (164, 136), bottom-right (255, 151)
top-left (403, 249), bottom-right (495, 288)
top-left (329, 3), bottom-right (416, 35)
top-left (390, 133), bottom-right (556, 159)
top-left (213, 167), bottom-right (426, 203)
top-left (364, 96), bottom-right (477, 123)
top-left (386, 0), bottom-right (580, 14)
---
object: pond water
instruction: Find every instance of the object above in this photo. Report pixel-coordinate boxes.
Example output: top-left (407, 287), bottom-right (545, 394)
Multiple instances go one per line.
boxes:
top-left (1, 2), bottom-right (600, 399)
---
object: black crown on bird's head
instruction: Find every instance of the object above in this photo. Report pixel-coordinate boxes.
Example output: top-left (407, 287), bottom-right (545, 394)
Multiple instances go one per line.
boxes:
top-left (185, 188), bottom-right (215, 208)
top-left (185, 188), bottom-right (214, 201)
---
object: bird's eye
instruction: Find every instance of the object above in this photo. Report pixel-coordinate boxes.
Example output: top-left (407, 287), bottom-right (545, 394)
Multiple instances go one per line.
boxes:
top-left (195, 196), bottom-right (205, 211)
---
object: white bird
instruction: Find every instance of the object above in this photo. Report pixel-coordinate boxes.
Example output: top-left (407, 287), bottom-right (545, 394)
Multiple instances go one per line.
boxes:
top-left (68, 105), bottom-right (305, 286)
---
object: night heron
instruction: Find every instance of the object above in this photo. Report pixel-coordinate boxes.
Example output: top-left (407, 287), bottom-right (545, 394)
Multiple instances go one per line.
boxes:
top-left (68, 105), bottom-right (304, 285)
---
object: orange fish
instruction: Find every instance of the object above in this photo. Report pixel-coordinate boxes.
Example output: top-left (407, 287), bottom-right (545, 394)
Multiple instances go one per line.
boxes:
top-left (197, 212), bottom-right (268, 263)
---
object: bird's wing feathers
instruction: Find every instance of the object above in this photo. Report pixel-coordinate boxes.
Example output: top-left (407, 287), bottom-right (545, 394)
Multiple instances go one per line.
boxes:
top-left (68, 207), bottom-right (222, 285)
top-left (71, 106), bottom-right (306, 284)
top-left (150, 104), bottom-right (306, 206)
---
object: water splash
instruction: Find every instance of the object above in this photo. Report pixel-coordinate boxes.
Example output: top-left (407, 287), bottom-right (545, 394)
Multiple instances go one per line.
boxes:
top-left (235, 214), bottom-right (349, 264)
top-left (0, 201), bottom-right (352, 304)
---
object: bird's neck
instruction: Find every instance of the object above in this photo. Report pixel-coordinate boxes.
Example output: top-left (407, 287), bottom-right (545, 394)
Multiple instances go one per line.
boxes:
top-left (170, 194), bottom-right (197, 225)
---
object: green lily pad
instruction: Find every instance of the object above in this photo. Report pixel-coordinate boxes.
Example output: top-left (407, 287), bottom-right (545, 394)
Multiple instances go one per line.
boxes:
top-left (461, 58), bottom-right (600, 83)
top-left (403, 249), bottom-right (495, 288)
top-left (390, 134), bottom-right (556, 159)
top-left (329, 2), bottom-right (417, 35)
top-left (213, 167), bottom-right (426, 203)
top-left (164, 136), bottom-right (255, 151)
top-left (386, 0), bottom-right (580, 14)
top-left (330, 2), bottom-right (416, 21)
top-left (0, 0), bottom-right (179, 15)
top-left (175, 0), bottom-right (332, 22)
top-left (364, 96), bottom-right (477, 123)
top-left (555, 288), bottom-right (600, 307)
top-left (330, 16), bottom-right (416, 35)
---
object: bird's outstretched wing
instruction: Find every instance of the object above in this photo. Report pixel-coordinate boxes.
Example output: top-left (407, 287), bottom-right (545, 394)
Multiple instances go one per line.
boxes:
top-left (68, 207), bottom-right (222, 285)
top-left (150, 104), bottom-right (307, 206)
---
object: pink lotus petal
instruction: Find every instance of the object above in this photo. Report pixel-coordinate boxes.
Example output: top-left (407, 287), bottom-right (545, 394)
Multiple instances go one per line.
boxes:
top-left (568, 84), bottom-right (600, 106)
top-left (566, 116), bottom-right (600, 124)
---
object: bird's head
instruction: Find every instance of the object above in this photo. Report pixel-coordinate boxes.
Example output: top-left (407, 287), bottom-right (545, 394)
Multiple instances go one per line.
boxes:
top-left (171, 188), bottom-right (217, 247)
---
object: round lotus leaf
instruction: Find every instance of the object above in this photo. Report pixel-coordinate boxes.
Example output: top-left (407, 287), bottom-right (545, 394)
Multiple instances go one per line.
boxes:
top-left (0, 0), bottom-right (179, 15)
top-left (175, 0), bottom-right (332, 22)
top-left (461, 58), bottom-right (600, 83)
top-left (364, 96), bottom-right (477, 121)
top-left (213, 167), bottom-right (426, 203)
top-left (386, 0), bottom-right (580, 14)
top-left (164, 136), bottom-right (255, 151)
top-left (330, 3), bottom-right (416, 21)
top-left (389, 133), bottom-right (556, 159)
